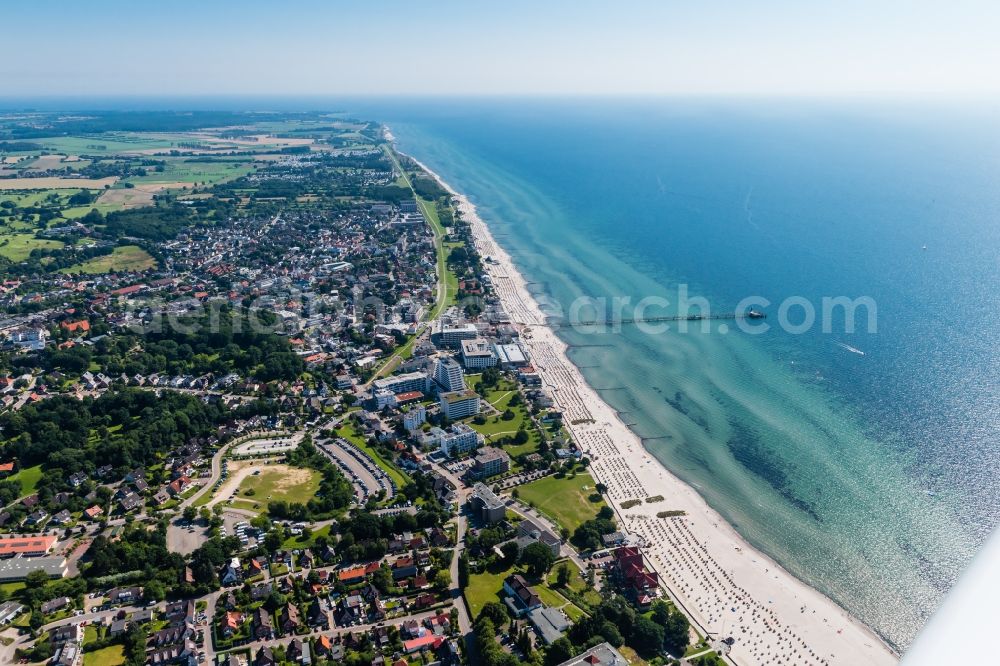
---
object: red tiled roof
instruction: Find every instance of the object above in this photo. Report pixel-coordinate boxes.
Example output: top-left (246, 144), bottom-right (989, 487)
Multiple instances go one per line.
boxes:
top-left (0, 534), bottom-right (57, 556)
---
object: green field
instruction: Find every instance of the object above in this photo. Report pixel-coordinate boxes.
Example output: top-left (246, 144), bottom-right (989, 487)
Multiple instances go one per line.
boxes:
top-left (0, 233), bottom-right (64, 261)
top-left (465, 567), bottom-right (510, 618)
top-left (83, 644), bottom-right (125, 666)
top-left (127, 158), bottom-right (254, 187)
top-left (237, 464), bottom-right (322, 506)
top-left (516, 473), bottom-right (606, 534)
top-left (34, 134), bottom-right (176, 155)
top-left (62, 245), bottom-right (156, 274)
top-left (7, 464), bottom-right (43, 497)
top-left (0, 189), bottom-right (77, 208)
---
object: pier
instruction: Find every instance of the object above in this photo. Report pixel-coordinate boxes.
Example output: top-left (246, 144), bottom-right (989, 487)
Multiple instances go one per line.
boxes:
top-left (549, 310), bottom-right (766, 328)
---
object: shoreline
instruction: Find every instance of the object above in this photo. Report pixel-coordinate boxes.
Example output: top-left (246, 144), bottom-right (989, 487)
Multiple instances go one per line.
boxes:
top-left (391, 134), bottom-right (899, 665)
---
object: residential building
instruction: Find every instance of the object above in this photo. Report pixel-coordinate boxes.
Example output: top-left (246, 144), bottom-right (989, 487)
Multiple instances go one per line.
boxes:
top-left (502, 574), bottom-right (542, 617)
top-left (469, 483), bottom-right (506, 524)
top-left (470, 447), bottom-right (510, 479)
top-left (438, 423), bottom-right (482, 457)
top-left (435, 322), bottom-right (478, 348)
top-left (0, 600), bottom-right (24, 625)
top-left (402, 404), bottom-right (426, 431)
top-left (433, 356), bottom-right (465, 393)
top-left (460, 338), bottom-right (498, 369)
top-left (51, 641), bottom-right (82, 666)
top-left (372, 371), bottom-right (430, 397)
top-left (439, 389), bottom-right (480, 420)
top-left (516, 519), bottom-right (562, 557)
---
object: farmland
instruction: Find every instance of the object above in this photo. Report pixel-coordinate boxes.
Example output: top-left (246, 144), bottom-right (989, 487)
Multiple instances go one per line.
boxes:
top-left (0, 232), bottom-right (64, 261)
top-left (61, 245), bottom-right (157, 274)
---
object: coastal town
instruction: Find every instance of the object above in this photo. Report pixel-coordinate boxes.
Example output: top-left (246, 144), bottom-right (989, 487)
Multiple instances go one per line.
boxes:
top-left (0, 109), bottom-right (896, 666)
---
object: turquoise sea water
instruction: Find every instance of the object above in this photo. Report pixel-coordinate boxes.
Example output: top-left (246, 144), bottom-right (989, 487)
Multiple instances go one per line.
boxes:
top-left (361, 99), bottom-right (1000, 650)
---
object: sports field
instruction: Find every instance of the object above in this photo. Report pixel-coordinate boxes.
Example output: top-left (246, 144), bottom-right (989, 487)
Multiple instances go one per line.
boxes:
top-left (237, 464), bottom-right (321, 506)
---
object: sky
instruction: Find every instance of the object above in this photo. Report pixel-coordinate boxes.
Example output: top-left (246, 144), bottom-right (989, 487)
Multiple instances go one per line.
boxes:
top-left (2, 0), bottom-right (999, 98)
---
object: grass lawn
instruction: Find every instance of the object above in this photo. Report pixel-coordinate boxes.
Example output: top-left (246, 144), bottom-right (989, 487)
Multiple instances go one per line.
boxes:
top-left (465, 568), bottom-right (508, 619)
top-left (7, 464), bottom-right (43, 497)
top-left (464, 376), bottom-right (543, 460)
top-left (547, 560), bottom-right (602, 607)
top-left (229, 498), bottom-right (262, 513)
top-left (0, 581), bottom-right (25, 597)
top-left (534, 583), bottom-right (569, 609)
top-left (61, 244), bottom-right (156, 274)
top-left (0, 233), bottom-right (63, 261)
top-left (282, 523), bottom-right (331, 549)
top-left (84, 644), bottom-right (125, 666)
top-left (516, 473), bottom-right (606, 534)
top-left (237, 464), bottom-right (321, 506)
top-left (618, 646), bottom-right (649, 666)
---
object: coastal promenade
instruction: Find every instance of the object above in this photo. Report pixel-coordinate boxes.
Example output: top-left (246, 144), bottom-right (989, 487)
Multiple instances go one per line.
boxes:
top-left (405, 151), bottom-right (899, 666)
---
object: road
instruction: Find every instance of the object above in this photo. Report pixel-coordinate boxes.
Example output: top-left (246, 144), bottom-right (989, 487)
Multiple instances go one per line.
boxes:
top-left (364, 145), bottom-right (450, 388)
top-left (425, 459), bottom-right (475, 658)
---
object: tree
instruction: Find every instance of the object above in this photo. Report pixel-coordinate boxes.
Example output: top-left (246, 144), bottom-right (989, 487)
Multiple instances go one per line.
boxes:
top-left (182, 506), bottom-right (197, 522)
top-left (264, 527), bottom-right (285, 553)
top-left (25, 569), bottom-right (50, 589)
top-left (545, 637), bottom-right (574, 666)
top-left (556, 562), bottom-right (571, 588)
top-left (519, 541), bottom-right (556, 578)
top-left (663, 609), bottom-right (691, 655)
top-left (651, 600), bottom-right (671, 626)
top-left (478, 601), bottom-right (509, 628)
top-left (433, 569), bottom-right (451, 590)
top-left (500, 540), bottom-right (519, 565)
top-left (481, 367), bottom-right (500, 387)
top-left (631, 615), bottom-right (665, 656)
top-left (372, 564), bottom-right (393, 594)
top-left (144, 580), bottom-right (165, 602)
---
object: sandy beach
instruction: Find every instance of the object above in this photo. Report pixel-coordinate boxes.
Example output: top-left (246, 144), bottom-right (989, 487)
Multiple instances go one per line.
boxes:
top-left (395, 138), bottom-right (899, 665)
